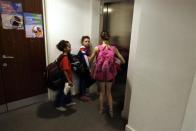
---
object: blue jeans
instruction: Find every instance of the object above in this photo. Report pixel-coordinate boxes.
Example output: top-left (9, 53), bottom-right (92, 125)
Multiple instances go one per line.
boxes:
top-left (55, 86), bottom-right (72, 107)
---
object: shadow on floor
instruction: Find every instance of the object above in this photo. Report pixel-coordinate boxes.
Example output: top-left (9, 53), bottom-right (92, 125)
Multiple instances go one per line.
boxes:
top-left (36, 102), bottom-right (77, 119)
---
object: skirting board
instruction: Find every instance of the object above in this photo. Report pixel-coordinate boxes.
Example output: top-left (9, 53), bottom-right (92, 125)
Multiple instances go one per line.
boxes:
top-left (121, 109), bottom-right (128, 120)
top-left (0, 104), bottom-right (7, 114)
top-left (7, 93), bottom-right (47, 110)
top-left (126, 124), bottom-right (136, 131)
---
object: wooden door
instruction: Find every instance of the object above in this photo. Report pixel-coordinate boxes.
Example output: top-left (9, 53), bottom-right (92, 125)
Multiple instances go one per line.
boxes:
top-left (0, 71), bottom-right (6, 105)
top-left (0, 0), bottom-right (46, 104)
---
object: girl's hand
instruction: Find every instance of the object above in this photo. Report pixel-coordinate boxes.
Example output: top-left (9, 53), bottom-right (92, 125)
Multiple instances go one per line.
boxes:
top-left (89, 46), bottom-right (98, 63)
top-left (68, 81), bottom-right (73, 87)
top-left (115, 48), bottom-right (125, 64)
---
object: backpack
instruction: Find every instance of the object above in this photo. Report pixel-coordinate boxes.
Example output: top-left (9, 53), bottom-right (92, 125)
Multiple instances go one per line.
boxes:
top-left (91, 45), bottom-right (117, 81)
top-left (96, 45), bottom-right (115, 71)
top-left (46, 55), bottom-right (67, 90)
top-left (71, 53), bottom-right (89, 76)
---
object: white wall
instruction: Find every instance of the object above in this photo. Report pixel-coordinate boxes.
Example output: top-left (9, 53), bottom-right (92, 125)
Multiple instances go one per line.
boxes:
top-left (90, 0), bottom-right (100, 47)
top-left (181, 1), bottom-right (196, 130)
top-left (182, 73), bottom-right (196, 131)
top-left (126, 0), bottom-right (196, 131)
top-left (44, 0), bottom-right (100, 63)
top-left (122, 0), bottom-right (142, 120)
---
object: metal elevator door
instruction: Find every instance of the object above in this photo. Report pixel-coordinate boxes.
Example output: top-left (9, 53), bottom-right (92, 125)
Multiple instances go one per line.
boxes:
top-left (100, 0), bottom-right (134, 111)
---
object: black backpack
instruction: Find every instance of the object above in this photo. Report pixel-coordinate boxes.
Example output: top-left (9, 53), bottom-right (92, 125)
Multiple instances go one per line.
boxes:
top-left (46, 55), bottom-right (67, 90)
top-left (71, 53), bottom-right (89, 76)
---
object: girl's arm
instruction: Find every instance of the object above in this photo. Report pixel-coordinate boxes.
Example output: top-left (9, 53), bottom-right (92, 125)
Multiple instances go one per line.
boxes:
top-left (88, 46), bottom-right (98, 63)
top-left (63, 70), bottom-right (73, 87)
top-left (115, 48), bottom-right (125, 64)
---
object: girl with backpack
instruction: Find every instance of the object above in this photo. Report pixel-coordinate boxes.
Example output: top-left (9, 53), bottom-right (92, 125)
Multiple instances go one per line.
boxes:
top-left (55, 40), bottom-right (76, 111)
top-left (89, 31), bottom-right (125, 118)
top-left (77, 36), bottom-right (94, 101)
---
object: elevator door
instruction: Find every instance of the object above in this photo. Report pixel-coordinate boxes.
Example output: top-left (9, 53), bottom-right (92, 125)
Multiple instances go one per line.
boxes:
top-left (0, 0), bottom-right (46, 112)
top-left (103, 1), bottom-right (133, 66)
top-left (101, 0), bottom-right (134, 110)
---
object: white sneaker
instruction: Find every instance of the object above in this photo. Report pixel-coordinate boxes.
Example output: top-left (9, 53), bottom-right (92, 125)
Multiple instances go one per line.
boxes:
top-left (56, 106), bottom-right (67, 111)
top-left (66, 102), bottom-right (76, 107)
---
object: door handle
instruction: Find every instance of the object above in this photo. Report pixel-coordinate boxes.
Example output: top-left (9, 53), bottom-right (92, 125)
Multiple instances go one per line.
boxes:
top-left (2, 54), bottom-right (14, 59)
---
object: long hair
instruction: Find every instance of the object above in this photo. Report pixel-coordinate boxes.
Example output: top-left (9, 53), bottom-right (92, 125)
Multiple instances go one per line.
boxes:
top-left (100, 31), bottom-right (110, 41)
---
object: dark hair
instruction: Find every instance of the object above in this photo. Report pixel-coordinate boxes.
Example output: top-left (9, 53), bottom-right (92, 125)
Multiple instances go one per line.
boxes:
top-left (56, 40), bottom-right (70, 52)
top-left (100, 31), bottom-right (110, 41)
top-left (56, 40), bottom-right (72, 62)
top-left (81, 36), bottom-right (90, 43)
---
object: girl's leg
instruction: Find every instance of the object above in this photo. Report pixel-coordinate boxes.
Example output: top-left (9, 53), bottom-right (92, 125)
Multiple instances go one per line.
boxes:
top-left (99, 82), bottom-right (106, 113)
top-left (106, 82), bottom-right (113, 117)
top-left (65, 91), bottom-right (76, 107)
top-left (64, 91), bottom-right (72, 105)
top-left (55, 87), bottom-right (67, 111)
top-left (79, 75), bottom-right (91, 101)
top-left (55, 90), bottom-right (61, 107)
top-left (79, 77), bottom-right (85, 96)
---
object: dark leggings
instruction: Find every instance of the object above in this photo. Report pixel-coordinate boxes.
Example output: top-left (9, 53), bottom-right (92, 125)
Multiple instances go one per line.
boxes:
top-left (79, 74), bottom-right (95, 96)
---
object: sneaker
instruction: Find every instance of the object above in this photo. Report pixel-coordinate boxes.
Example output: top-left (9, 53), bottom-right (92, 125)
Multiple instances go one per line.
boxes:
top-left (56, 106), bottom-right (67, 112)
top-left (80, 96), bottom-right (91, 101)
top-left (84, 95), bottom-right (91, 100)
top-left (66, 102), bottom-right (76, 107)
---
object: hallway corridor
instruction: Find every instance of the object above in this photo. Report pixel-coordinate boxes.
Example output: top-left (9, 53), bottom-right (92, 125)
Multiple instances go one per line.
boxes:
top-left (0, 95), bottom-right (126, 131)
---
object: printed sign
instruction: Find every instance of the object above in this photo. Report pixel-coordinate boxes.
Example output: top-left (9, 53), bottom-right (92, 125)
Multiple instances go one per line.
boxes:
top-left (24, 13), bottom-right (43, 38)
top-left (0, 0), bottom-right (22, 13)
top-left (1, 13), bottom-right (23, 29)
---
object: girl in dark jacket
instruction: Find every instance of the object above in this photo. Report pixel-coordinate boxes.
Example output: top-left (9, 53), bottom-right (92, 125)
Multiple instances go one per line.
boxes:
top-left (78, 36), bottom-right (94, 101)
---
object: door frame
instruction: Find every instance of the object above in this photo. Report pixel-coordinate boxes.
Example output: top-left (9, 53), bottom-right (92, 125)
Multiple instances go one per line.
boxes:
top-left (42, 0), bottom-right (49, 66)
